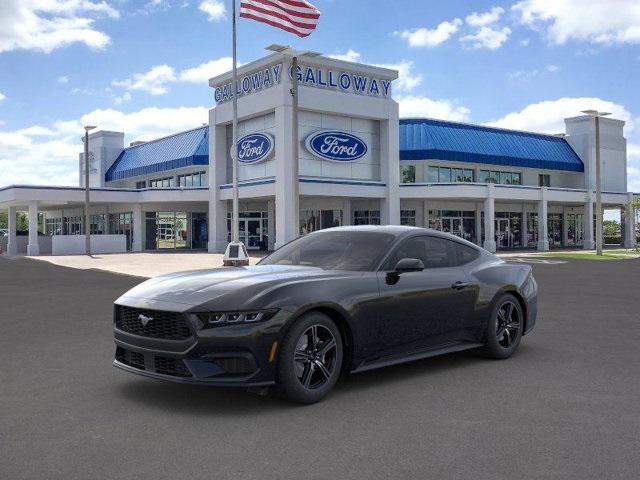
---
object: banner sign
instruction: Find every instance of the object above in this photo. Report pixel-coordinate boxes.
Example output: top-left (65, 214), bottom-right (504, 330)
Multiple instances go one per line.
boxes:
top-left (305, 130), bottom-right (367, 162)
top-left (234, 133), bottom-right (275, 164)
top-left (291, 65), bottom-right (392, 99)
top-left (214, 62), bottom-right (393, 103)
top-left (214, 64), bottom-right (283, 103)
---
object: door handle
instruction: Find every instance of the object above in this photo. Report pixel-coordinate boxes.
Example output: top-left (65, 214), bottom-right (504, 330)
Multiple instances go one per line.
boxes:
top-left (451, 281), bottom-right (471, 290)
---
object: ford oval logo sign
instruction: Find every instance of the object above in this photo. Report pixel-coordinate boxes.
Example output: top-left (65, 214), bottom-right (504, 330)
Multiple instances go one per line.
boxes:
top-left (234, 133), bottom-right (274, 164)
top-left (305, 130), bottom-right (367, 162)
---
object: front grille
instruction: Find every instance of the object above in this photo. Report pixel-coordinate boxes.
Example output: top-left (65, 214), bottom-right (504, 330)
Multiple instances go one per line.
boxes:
top-left (115, 347), bottom-right (145, 370)
top-left (116, 306), bottom-right (191, 340)
top-left (154, 356), bottom-right (191, 377)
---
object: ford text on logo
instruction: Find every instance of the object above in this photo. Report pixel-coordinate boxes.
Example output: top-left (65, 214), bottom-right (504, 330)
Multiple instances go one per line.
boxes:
top-left (234, 133), bottom-right (275, 164)
top-left (305, 131), bottom-right (367, 162)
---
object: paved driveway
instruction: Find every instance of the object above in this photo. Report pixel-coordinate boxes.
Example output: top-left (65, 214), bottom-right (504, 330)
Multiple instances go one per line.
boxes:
top-left (1, 256), bottom-right (639, 480)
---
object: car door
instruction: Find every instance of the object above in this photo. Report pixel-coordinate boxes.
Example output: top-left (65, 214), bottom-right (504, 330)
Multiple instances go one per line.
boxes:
top-left (369, 235), bottom-right (477, 357)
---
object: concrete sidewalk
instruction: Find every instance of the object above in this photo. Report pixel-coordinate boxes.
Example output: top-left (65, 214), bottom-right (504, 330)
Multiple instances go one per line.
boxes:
top-left (25, 252), bottom-right (263, 278)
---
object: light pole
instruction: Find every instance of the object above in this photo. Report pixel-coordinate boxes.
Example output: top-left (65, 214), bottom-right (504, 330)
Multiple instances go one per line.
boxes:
top-left (581, 110), bottom-right (610, 256)
top-left (266, 44), bottom-right (320, 241)
top-left (83, 125), bottom-right (96, 256)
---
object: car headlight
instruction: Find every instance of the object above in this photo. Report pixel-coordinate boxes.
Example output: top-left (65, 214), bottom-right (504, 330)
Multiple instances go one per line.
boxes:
top-left (197, 309), bottom-right (279, 328)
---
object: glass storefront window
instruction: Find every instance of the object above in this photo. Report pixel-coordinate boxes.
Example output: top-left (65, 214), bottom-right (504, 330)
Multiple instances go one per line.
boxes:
top-left (400, 165), bottom-right (416, 183)
top-left (300, 209), bottom-right (343, 235)
top-left (354, 210), bottom-right (381, 225)
top-left (438, 167), bottom-right (451, 183)
top-left (548, 214), bottom-right (563, 247)
top-left (427, 166), bottom-right (439, 183)
top-left (429, 210), bottom-right (476, 243)
top-left (145, 211), bottom-right (207, 250)
top-left (400, 210), bottom-right (416, 226)
top-left (479, 170), bottom-right (522, 185)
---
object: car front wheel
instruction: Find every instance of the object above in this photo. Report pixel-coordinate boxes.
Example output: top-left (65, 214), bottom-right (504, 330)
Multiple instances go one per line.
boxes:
top-left (483, 293), bottom-right (524, 359)
top-left (276, 312), bottom-right (343, 404)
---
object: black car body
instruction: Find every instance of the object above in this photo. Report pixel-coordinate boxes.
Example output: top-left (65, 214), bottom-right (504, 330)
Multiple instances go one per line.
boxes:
top-left (113, 226), bottom-right (537, 402)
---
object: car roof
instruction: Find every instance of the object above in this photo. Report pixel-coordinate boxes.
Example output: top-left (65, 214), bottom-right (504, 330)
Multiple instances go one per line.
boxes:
top-left (316, 225), bottom-right (488, 252)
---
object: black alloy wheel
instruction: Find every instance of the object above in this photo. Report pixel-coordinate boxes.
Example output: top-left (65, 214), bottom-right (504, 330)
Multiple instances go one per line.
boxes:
top-left (483, 293), bottom-right (524, 359)
top-left (276, 312), bottom-right (343, 404)
top-left (293, 325), bottom-right (338, 390)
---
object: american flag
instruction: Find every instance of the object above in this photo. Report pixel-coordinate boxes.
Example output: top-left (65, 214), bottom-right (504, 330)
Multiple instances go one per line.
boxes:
top-left (240, 0), bottom-right (321, 38)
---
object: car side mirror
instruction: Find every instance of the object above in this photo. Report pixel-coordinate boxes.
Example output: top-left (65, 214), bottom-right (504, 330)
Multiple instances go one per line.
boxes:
top-left (386, 258), bottom-right (424, 285)
top-left (394, 258), bottom-right (425, 273)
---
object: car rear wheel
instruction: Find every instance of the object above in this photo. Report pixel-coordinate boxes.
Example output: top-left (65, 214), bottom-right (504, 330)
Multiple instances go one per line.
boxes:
top-left (483, 293), bottom-right (523, 359)
top-left (276, 312), bottom-right (343, 404)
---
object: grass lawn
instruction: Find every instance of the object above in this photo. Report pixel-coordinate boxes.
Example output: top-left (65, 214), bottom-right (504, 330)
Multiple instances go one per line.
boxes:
top-left (542, 249), bottom-right (640, 260)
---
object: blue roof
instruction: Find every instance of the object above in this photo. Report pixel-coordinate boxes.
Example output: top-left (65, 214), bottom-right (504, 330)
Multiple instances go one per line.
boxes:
top-left (105, 126), bottom-right (209, 181)
top-left (399, 118), bottom-right (584, 172)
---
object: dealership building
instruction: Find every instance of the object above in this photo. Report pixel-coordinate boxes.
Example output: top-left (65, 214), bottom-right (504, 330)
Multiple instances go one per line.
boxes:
top-left (0, 52), bottom-right (637, 256)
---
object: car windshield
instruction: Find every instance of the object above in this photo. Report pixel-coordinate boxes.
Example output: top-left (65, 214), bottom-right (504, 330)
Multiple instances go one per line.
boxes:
top-left (258, 231), bottom-right (397, 271)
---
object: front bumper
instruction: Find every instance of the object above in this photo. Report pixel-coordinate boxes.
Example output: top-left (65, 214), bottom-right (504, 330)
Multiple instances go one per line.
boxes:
top-left (113, 306), bottom-right (292, 387)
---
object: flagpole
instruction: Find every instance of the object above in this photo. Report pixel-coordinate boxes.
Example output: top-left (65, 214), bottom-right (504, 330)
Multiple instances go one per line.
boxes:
top-left (231, 0), bottom-right (240, 244)
top-left (291, 55), bottom-right (300, 239)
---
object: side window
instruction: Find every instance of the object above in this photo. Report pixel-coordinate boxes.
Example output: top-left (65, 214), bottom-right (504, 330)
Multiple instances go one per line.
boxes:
top-left (383, 236), bottom-right (456, 270)
top-left (450, 241), bottom-right (480, 266)
top-left (383, 237), bottom-right (428, 270)
top-left (422, 236), bottom-right (454, 268)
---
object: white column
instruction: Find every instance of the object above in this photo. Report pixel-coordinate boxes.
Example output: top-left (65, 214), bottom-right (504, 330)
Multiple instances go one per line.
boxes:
top-left (343, 199), bottom-right (352, 226)
top-left (208, 120), bottom-right (230, 253)
top-left (267, 198), bottom-right (275, 251)
top-left (583, 194), bottom-right (595, 249)
top-left (27, 203), bottom-right (40, 256)
top-left (274, 104), bottom-right (297, 249)
top-left (380, 114), bottom-right (400, 225)
top-left (522, 205), bottom-right (528, 249)
top-left (562, 207), bottom-right (569, 247)
top-left (7, 206), bottom-right (17, 255)
top-left (422, 200), bottom-right (429, 228)
top-left (475, 203), bottom-right (483, 247)
top-left (483, 185), bottom-right (496, 253)
top-left (132, 204), bottom-right (143, 252)
top-left (537, 187), bottom-right (549, 251)
top-left (624, 193), bottom-right (636, 248)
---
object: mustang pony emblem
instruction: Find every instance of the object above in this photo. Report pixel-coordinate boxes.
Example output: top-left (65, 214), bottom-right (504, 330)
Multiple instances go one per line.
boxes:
top-left (138, 314), bottom-right (153, 327)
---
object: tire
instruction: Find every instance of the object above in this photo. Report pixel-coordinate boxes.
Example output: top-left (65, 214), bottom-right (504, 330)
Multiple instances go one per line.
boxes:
top-left (276, 312), bottom-right (343, 404)
top-left (483, 293), bottom-right (524, 359)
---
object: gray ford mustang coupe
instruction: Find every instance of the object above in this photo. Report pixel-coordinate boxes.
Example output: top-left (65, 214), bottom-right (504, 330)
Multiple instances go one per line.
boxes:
top-left (113, 226), bottom-right (537, 403)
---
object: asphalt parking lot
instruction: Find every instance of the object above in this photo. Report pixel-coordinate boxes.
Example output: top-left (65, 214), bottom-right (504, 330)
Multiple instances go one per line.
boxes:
top-left (1, 256), bottom-right (639, 480)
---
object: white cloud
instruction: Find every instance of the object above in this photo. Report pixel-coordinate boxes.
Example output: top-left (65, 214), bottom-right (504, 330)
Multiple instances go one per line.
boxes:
top-left (112, 64), bottom-right (177, 95)
top-left (520, 38), bottom-right (531, 46)
top-left (508, 64), bottom-right (560, 81)
top-left (486, 97), bottom-right (634, 134)
top-left (0, 106), bottom-right (209, 187)
top-left (461, 26), bottom-right (511, 50)
top-left (374, 60), bottom-right (423, 93)
top-left (112, 91), bottom-right (131, 105)
top-left (466, 7), bottom-right (505, 27)
top-left (397, 96), bottom-right (471, 122)
top-left (328, 50), bottom-right (362, 63)
top-left (513, 0), bottom-right (640, 45)
top-left (199, 0), bottom-right (226, 21)
top-left (179, 57), bottom-right (233, 83)
top-left (57, 75), bottom-right (69, 84)
top-left (396, 19), bottom-right (463, 47)
top-left (0, 0), bottom-right (119, 53)
top-left (0, 92), bottom-right (5, 102)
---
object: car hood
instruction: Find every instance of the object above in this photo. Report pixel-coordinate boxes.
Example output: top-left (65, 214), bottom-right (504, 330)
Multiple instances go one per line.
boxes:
top-left (116, 264), bottom-right (358, 310)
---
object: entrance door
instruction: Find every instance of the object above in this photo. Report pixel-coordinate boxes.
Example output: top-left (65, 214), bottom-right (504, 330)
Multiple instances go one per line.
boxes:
top-left (244, 219), bottom-right (263, 250)
top-left (496, 218), bottom-right (512, 249)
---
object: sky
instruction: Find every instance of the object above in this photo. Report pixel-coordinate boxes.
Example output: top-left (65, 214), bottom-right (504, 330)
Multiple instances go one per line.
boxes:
top-left (0, 0), bottom-right (639, 194)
